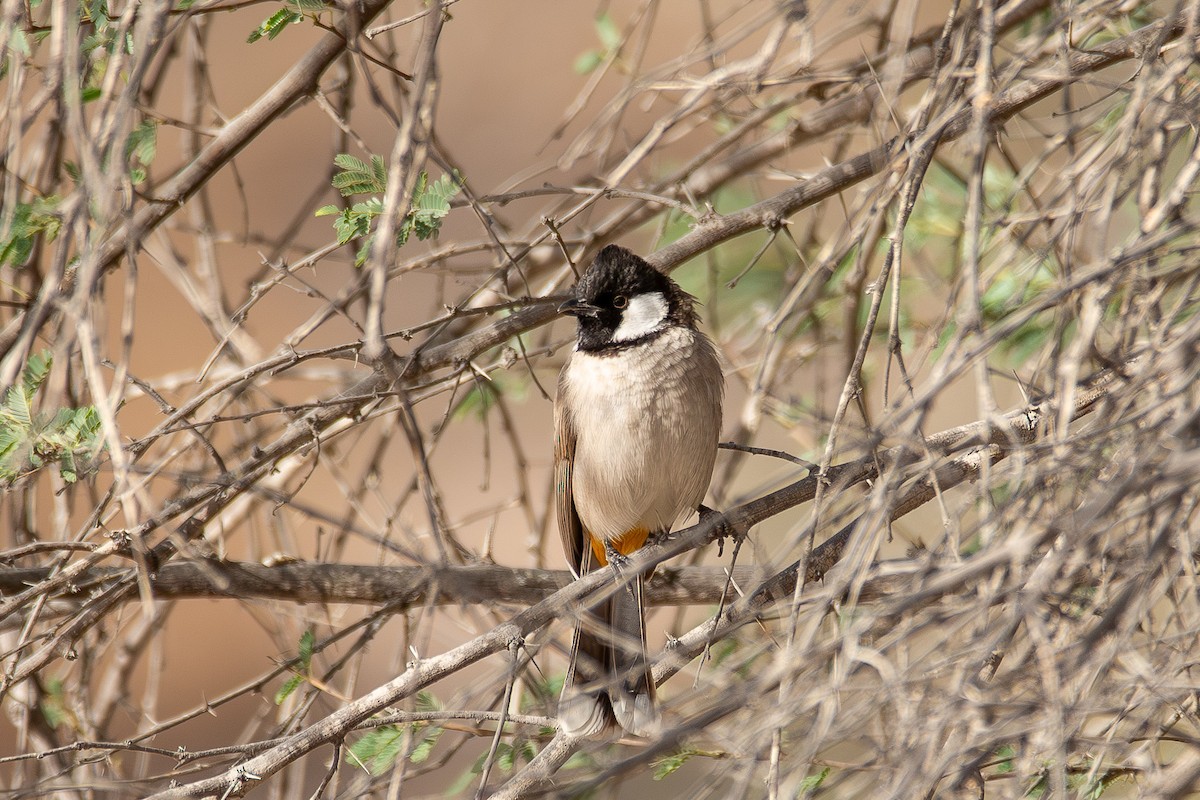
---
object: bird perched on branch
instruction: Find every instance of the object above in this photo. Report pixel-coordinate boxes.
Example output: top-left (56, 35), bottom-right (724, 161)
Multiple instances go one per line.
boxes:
top-left (554, 244), bottom-right (724, 737)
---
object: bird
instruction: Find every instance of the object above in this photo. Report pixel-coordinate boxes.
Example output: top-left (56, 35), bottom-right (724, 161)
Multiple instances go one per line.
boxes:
top-left (554, 244), bottom-right (724, 738)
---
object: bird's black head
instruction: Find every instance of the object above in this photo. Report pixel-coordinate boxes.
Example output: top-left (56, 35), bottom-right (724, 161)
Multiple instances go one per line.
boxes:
top-left (559, 245), bottom-right (696, 353)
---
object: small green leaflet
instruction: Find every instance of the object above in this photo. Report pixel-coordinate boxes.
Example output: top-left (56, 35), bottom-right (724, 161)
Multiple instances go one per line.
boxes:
top-left (409, 725), bottom-right (443, 764)
top-left (347, 725), bottom-right (407, 775)
top-left (651, 747), bottom-right (729, 781)
top-left (0, 351), bottom-right (103, 484)
top-left (574, 12), bottom-right (621, 73)
top-left (406, 173), bottom-right (458, 243)
top-left (273, 629), bottom-right (316, 704)
top-left (652, 749), bottom-right (694, 780)
top-left (247, 8), bottom-right (302, 43)
top-left (125, 119), bottom-right (157, 165)
top-left (273, 674), bottom-right (303, 705)
top-left (316, 153), bottom-right (461, 266)
top-left (40, 678), bottom-right (69, 728)
top-left (330, 153), bottom-right (387, 196)
top-left (799, 766), bottom-right (831, 792)
top-left (0, 350), bottom-right (51, 431)
top-left (247, 0), bottom-right (325, 43)
top-left (345, 722), bottom-right (444, 774)
top-left (125, 119), bottom-right (157, 184)
top-left (0, 196), bottom-right (62, 268)
top-left (9, 28), bottom-right (30, 57)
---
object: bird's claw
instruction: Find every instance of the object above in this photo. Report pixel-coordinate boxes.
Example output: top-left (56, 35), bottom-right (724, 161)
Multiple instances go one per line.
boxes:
top-left (603, 542), bottom-right (639, 597)
top-left (604, 542), bottom-right (631, 570)
top-left (647, 529), bottom-right (671, 547)
top-left (699, 504), bottom-right (740, 556)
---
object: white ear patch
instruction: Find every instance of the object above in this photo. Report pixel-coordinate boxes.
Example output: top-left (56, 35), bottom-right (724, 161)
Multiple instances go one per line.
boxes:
top-left (612, 292), bottom-right (669, 343)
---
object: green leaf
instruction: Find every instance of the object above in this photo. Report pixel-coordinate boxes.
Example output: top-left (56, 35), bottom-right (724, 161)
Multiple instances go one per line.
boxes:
top-left (0, 211), bottom-right (35, 267)
top-left (0, 197), bottom-right (61, 268)
top-left (798, 766), bottom-right (831, 793)
top-left (514, 738), bottom-right (537, 764)
top-left (333, 153), bottom-right (370, 173)
top-left (61, 407), bottom-right (101, 445)
top-left (415, 690), bottom-right (441, 712)
top-left (273, 674), bottom-right (303, 705)
top-left (455, 383), bottom-right (492, 420)
top-left (573, 49), bottom-right (603, 74)
top-left (652, 749), bottom-right (694, 780)
top-left (354, 235), bottom-right (374, 267)
top-left (40, 678), bottom-right (68, 728)
top-left (319, 154), bottom-right (461, 263)
top-left (562, 749), bottom-right (594, 771)
top-left (410, 172), bottom-right (459, 241)
top-left (0, 350), bottom-right (49, 430)
top-left (21, 350), bottom-right (52, 393)
top-left (81, 86), bottom-right (102, 103)
top-left (496, 742), bottom-right (516, 771)
top-left (10, 29), bottom-right (30, 57)
top-left (346, 725), bottom-right (406, 775)
top-left (573, 12), bottom-right (620, 73)
top-left (353, 197), bottom-right (383, 216)
top-left (0, 425), bottom-right (20, 464)
top-left (414, 173), bottom-right (457, 218)
top-left (993, 744), bottom-right (1016, 774)
top-left (409, 726), bottom-right (443, 763)
top-left (594, 12), bottom-right (621, 50)
top-left (297, 629), bottom-right (315, 668)
top-left (0, 351), bottom-right (103, 484)
top-left (274, 629), bottom-right (316, 703)
top-left (82, 0), bottom-right (110, 26)
top-left (80, 32), bottom-right (105, 53)
top-left (331, 153), bottom-right (386, 196)
top-left (247, 7), bottom-right (303, 43)
top-left (331, 213), bottom-right (356, 245)
top-left (125, 119), bottom-right (157, 166)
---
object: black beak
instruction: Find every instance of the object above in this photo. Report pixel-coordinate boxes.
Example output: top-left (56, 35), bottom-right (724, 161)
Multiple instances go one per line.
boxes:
top-left (558, 297), bottom-right (600, 317)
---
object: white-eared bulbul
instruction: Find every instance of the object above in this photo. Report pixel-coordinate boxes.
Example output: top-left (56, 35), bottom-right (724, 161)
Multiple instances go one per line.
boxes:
top-left (555, 244), bottom-right (724, 737)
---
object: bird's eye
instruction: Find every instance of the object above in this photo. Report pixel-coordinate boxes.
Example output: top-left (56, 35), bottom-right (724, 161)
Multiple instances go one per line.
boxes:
top-left (612, 295), bottom-right (628, 309)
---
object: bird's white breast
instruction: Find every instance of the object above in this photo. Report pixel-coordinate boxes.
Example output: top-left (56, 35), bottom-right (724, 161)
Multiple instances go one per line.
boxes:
top-left (561, 328), bottom-right (723, 542)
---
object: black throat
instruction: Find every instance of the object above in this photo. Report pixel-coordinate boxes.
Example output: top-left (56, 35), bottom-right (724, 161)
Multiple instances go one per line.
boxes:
top-left (574, 321), bottom-right (669, 355)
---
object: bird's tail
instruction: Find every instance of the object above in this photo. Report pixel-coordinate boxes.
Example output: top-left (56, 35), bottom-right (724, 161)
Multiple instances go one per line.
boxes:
top-left (560, 573), bottom-right (659, 738)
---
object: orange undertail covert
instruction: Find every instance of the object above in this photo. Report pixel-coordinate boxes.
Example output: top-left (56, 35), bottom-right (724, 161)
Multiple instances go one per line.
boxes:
top-left (588, 528), bottom-right (649, 565)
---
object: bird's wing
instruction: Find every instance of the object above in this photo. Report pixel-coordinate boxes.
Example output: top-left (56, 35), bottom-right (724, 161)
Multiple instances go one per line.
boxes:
top-left (554, 368), bottom-right (586, 576)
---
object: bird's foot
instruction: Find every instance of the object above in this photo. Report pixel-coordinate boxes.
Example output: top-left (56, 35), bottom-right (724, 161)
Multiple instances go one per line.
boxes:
top-left (603, 541), bottom-right (640, 596)
top-left (699, 504), bottom-right (740, 557)
top-left (603, 541), bottom-right (631, 571)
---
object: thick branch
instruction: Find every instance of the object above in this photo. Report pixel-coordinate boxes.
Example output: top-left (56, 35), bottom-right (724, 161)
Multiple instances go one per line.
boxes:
top-left (0, 562), bottom-right (758, 608)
